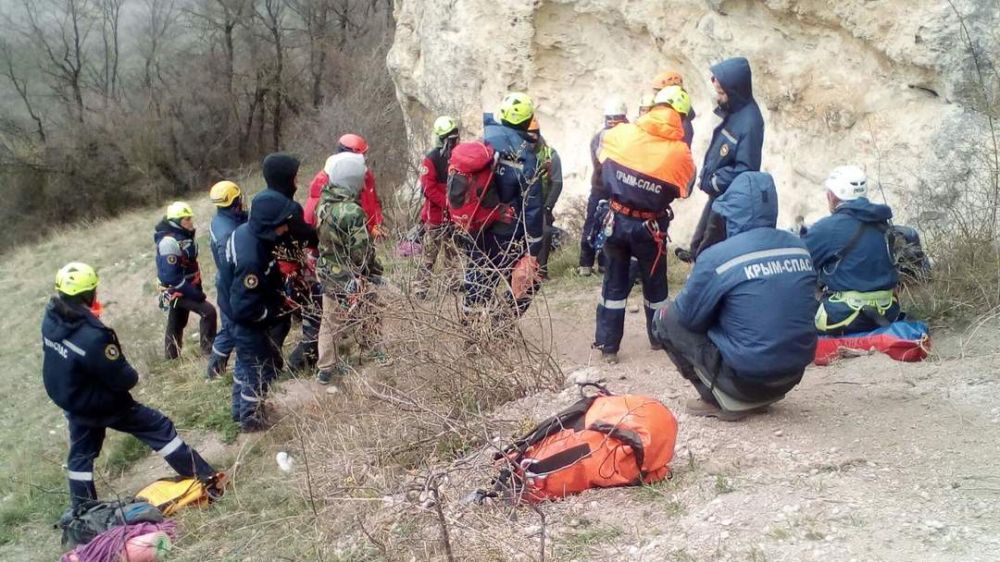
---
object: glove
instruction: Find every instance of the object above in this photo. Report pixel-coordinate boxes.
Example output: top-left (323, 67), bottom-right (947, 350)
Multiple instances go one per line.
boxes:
top-left (511, 255), bottom-right (541, 300)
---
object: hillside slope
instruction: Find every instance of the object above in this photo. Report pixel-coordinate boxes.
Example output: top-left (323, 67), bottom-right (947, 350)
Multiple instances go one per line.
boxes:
top-left (1, 191), bottom-right (999, 560)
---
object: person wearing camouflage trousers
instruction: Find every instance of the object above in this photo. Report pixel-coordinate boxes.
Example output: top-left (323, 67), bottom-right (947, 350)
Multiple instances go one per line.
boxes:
top-left (314, 152), bottom-right (384, 385)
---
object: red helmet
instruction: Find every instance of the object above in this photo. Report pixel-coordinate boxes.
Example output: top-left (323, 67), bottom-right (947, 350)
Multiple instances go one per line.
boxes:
top-left (338, 133), bottom-right (369, 154)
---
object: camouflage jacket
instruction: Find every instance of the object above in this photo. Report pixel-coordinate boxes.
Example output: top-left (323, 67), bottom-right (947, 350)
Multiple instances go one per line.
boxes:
top-left (316, 184), bottom-right (380, 293)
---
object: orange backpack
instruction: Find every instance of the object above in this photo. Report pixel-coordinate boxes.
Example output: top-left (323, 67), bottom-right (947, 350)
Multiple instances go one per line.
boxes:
top-left (488, 386), bottom-right (678, 503)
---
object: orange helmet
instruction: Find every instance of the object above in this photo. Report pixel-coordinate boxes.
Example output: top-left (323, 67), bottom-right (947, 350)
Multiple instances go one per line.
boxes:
top-left (338, 133), bottom-right (369, 154)
top-left (651, 71), bottom-right (684, 91)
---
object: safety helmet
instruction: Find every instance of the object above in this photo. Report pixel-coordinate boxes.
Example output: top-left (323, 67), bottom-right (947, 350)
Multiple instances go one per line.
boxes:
top-left (653, 85), bottom-right (692, 116)
top-left (433, 116), bottom-right (459, 138)
top-left (209, 181), bottom-right (241, 208)
top-left (652, 71), bottom-right (684, 91)
top-left (638, 93), bottom-right (655, 110)
top-left (55, 262), bottom-right (99, 296)
top-left (498, 92), bottom-right (535, 126)
top-left (338, 133), bottom-right (369, 154)
top-left (825, 165), bottom-right (868, 201)
top-left (603, 98), bottom-right (628, 117)
top-left (166, 201), bottom-right (194, 221)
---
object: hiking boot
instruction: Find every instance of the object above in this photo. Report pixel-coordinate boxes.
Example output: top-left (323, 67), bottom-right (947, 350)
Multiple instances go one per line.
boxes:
top-left (684, 398), bottom-right (765, 422)
top-left (674, 247), bottom-right (693, 264)
top-left (578, 266), bottom-right (593, 277)
top-left (206, 354), bottom-right (228, 380)
top-left (239, 418), bottom-right (271, 433)
top-left (601, 350), bottom-right (619, 365)
top-left (316, 370), bottom-right (333, 385)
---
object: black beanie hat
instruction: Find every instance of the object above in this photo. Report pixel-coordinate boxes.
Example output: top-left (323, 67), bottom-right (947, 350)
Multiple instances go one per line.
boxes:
top-left (262, 153), bottom-right (300, 198)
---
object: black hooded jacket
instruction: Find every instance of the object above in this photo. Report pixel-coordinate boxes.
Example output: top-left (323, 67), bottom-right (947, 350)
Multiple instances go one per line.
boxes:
top-left (262, 153), bottom-right (318, 248)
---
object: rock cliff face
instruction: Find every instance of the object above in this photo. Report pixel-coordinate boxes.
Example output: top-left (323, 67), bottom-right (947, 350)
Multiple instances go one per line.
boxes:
top-left (388, 0), bottom-right (998, 235)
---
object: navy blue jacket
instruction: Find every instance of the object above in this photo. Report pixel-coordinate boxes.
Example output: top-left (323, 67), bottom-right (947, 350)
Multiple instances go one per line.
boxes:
top-left (483, 116), bottom-right (546, 255)
top-left (220, 190), bottom-right (297, 325)
top-left (210, 207), bottom-right (248, 272)
top-left (41, 297), bottom-right (138, 419)
top-left (804, 198), bottom-right (898, 293)
top-left (672, 173), bottom-right (818, 378)
top-left (589, 128), bottom-right (612, 200)
top-left (154, 219), bottom-right (205, 302)
top-left (700, 58), bottom-right (765, 197)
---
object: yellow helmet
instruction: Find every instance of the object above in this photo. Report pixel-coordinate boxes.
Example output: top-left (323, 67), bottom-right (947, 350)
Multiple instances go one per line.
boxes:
top-left (653, 85), bottom-right (692, 116)
top-left (498, 92), bottom-right (535, 126)
top-left (433, 116), bottom-right (459, 138)
top-left (55, 262), bottom-right (99, 296)
top-left (166, 201), bottom-right (194, 220)
top-left (209, 181), bottom-right (241, 208)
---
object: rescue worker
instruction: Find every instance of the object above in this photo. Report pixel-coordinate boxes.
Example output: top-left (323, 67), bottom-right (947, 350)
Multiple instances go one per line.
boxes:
top-left (678, 57), bottom-right (764, 262)
top-left (155, 201), bottom-right (217, 360)
top-left (469, 92), bottom-right (546, 320)
top-left (314, 152), bottom-right (384, 385)
top-left (43, 262), bottom-right (221, 506)
top-left (207, 181), bottom-right (248, 379)
top-left (579, 99), bottom-right (628, 277)
top-left (336, 133), bottom-right (387, 240)
top-left (805, 165), bottom-right (901, 334)
top-left (414, 116), bottom-right (462, 298)
top-left (593, 87), bottom-right (696, 364)
top-left (653, 172), bottom-right (816, 420)
top-left (261, 153), bottom-right (319, 373)
top-left (527, 117), bottom-right (564, 279)
top-left (220, 189), bottom-right (299, 432)
top-left (651, 71), bottom-right (696, 146)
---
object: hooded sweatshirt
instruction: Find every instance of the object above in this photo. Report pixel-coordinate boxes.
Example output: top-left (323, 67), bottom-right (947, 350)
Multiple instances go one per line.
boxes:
top-left (804, 197), bottom-right (897, 292)
top-left (699, 57), bottom-right (765, 197)
top-left (41, 297), bottom-right (139, 419)
top-left (598, 106), bottom-right (696, 212)
top-left (671, 172), bottom-right (818, 377)
top-left (261, 152), bottom-right (318, 248)
top-left (316, 153), bottom-right (379, 291)
top-left (219, 190), bottom-right (298, 324)
top-left (154, 218), bottom-right (204, 302)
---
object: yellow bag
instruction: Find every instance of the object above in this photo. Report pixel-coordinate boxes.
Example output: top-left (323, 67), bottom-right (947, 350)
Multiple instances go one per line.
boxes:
top-left (136, 473), bottom-right (226, 516)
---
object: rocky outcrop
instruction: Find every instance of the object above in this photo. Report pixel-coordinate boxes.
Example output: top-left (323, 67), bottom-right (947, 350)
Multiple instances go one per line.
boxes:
top-left (388, 0), bottom-right (998, 234)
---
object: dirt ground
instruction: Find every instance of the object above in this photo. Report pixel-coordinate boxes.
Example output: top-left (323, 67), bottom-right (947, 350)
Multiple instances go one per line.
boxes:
top-left (230, 281), bottom-right (1000, 561)
top-left (485, 285), bottom-right (1000, 562)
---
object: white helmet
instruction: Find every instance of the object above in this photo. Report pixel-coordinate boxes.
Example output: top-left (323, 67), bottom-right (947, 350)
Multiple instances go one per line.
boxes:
top-left (603, 97), bottom-right (627, 117)
top-left (825, 165), bottom-right (868, 201)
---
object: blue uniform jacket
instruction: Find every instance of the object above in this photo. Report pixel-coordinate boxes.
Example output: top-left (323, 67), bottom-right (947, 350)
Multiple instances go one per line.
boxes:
top-left (154, 219), bottom-right (205, 302)
top-left (220, 190), bottom-right (296, 325)
top-left (483, 117), bottom-right (546, 255)
top-left (672, 172), bottom-right (818, 377)
top-left (589, 129), bottom-right (612, 200)
top-left (210, 207), bottom-right (248, 272)
top-left (41, 298), bottom-right (138, 419)
top-left (700, 58), bottom-right (765, 196)
top-left (804, 198), bottom-right (897, 292)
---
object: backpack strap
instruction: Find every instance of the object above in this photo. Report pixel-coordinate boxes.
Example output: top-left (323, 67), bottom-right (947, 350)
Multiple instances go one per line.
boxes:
top-left (587, 421), bottom-right (646, 483)
top-left (827, 221), bottom-right (889, 274)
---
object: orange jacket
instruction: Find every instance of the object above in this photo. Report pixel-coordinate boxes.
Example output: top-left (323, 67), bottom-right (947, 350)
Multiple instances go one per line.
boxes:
top-left (599, 107), bottom-right (696, 212)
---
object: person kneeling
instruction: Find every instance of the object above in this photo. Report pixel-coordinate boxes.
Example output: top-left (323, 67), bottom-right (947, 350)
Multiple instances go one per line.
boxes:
top-left (804, 165), bottom-right (901, 335)
top-left (653, 173), bottom-right (818, 421)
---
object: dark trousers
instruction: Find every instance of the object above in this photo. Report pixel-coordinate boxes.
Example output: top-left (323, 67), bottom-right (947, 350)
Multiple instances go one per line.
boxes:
top-left (288, 282), bottom-right (323, 371)
top-left (653, 308), bottom-right (803, 406)
top-left (594, 214), bottom-right (669, 353)
top-left (165, 298), bottom-right (217, 359)
top-left (232, 323), bottom-right (281, 425)
top-left (66, 405), bottom-right (215, 506)
top-left (690, 198), bottom-right (727, 261)
top-left (212, 310), bottom-right (235, 359)
top-left (579, 192), bottom-right (603, 268)
top-left (463, 229), bottom-right (531, 320)
top-left (537, 210), bottom-right (557, 277)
